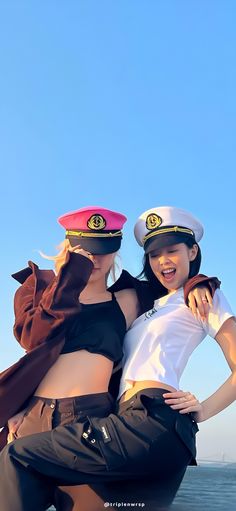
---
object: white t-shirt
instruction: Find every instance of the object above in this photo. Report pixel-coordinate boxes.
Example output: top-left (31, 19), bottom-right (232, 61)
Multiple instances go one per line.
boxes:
top-left (118, 288), bottom-right (234, 398)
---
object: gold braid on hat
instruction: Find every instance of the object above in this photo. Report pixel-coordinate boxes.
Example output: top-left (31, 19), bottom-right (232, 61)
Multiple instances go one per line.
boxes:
top-left (143, 226), bottom-right (194, 244)
top-left (66, 230), bottom-right (122, 238)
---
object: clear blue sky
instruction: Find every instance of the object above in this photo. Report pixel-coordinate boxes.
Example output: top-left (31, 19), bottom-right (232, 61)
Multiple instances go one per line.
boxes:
top-left (0, 1), bottom-right (235, 462)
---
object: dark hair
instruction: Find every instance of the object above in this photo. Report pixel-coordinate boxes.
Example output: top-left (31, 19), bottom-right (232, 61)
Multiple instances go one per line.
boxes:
top-left (185, 240), bottom-right (201, 278)
top-left (138, 240), bottom-right (201, 295)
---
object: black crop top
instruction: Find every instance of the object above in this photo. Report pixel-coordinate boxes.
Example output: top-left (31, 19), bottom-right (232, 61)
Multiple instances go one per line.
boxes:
top-left (61, 293), bottom-right (127, 363)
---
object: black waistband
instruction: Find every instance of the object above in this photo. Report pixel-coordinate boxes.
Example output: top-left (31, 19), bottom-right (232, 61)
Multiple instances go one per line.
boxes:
top-left (118, 388), bottom-right (171, 412)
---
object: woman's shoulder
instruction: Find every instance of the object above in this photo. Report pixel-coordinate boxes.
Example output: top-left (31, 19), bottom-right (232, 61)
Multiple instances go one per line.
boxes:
top-left (12, 261), bottom-right (55, 288)
top-left (109, 270), bottom-right (154, 313)
top-left (199, 288), bottom-right (235, 339)
top-left (114, 288), bottom-right (139, 328)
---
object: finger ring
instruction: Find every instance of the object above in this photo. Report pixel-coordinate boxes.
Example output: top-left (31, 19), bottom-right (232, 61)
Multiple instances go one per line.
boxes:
top-left (202, 299), bottom-right (207, 302)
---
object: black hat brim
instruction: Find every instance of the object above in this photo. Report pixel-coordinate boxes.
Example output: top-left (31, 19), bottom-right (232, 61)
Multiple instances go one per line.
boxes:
top-left (67, 236), bottom-right (122, 255)
top-left (144, 232), bottom-right (196, 254)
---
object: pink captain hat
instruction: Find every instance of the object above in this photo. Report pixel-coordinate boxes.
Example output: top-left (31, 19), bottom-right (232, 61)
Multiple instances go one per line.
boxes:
top-left (58, 206), bottom-right (127, 254)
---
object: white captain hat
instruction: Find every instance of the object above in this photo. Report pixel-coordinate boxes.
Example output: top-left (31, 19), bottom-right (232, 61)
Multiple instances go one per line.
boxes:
top-left (134, 206), bottom-right (204, 254)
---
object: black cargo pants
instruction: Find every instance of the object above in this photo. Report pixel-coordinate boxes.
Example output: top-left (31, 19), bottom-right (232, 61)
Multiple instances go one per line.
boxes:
top-left (0, 389), bottom-right (198, 511)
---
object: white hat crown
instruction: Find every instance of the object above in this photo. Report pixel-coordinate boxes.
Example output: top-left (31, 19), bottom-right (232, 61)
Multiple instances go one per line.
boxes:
top-left (134, 206), bottom-right (204, 248)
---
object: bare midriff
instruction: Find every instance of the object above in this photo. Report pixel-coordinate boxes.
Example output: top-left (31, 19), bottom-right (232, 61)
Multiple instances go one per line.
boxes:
top-left (119, 380), bottom-right (177, 403)
top-left (34, 351), bottom-right (113, 398)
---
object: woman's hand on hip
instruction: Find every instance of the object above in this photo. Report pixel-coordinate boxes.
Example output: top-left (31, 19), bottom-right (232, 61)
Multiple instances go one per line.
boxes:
top-left (163, 390), bottom-right (205, 422)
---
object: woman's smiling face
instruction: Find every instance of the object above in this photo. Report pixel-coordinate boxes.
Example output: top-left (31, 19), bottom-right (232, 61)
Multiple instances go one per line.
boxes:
top-left (148, 242), bottom-right (198, 292)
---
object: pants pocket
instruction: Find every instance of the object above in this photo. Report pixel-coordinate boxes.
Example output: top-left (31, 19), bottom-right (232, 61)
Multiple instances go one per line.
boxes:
top-left (174, 414), bottom-right (198, 464)
top-left (12, 413), bottom-right (27, 439)
top-left (83, 416), bottom-right (129, 471)
top-left (15, 400), bottom-right (46, 438)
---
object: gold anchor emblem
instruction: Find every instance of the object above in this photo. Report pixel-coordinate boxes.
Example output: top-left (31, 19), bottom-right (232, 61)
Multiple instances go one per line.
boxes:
top-left (87, 214), bottom-right (106, 230)
top-left (146, 213), bottom-right (162, 230)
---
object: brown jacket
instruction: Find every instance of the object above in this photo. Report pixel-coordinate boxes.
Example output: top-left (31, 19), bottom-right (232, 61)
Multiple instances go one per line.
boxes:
top-left (0, 251), bottom-right (220, 450)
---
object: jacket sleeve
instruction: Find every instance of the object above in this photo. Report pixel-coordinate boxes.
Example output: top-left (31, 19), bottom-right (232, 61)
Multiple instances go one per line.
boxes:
top-left (13, 252), bottom-right (94, 351)
top-left (183, 274), bottom-right (221, 305)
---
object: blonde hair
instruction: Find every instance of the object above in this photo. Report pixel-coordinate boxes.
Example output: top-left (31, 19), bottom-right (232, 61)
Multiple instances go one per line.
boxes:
top-left (40, 240), bottom-right (121, 283)
top-left (39, 239), bottom-right (70, 275)
top-left (109, 253), bottom-right (122, 283)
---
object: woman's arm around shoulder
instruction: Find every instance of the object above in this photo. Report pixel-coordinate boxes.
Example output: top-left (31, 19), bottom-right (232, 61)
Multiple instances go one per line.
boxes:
top-left (184, 274), bottom-right (221, 320)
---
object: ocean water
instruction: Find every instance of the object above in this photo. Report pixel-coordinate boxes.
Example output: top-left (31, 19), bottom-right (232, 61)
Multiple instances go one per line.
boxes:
top-left (172, 464), bottom-right (236, 510)
top-left (48, 465), bottom-right (236, 510)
